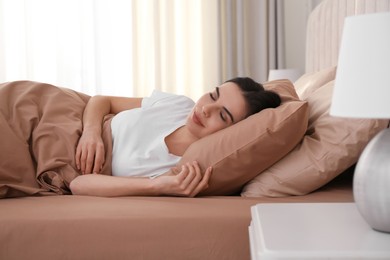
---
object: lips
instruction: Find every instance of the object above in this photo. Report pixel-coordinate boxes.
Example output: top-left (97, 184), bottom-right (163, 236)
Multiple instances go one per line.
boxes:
top-left (192, 111), bottom-right (204, 127)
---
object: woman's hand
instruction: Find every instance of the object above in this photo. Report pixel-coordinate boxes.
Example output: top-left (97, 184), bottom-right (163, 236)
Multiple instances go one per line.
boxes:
top-left (75, 129), bottom-right (105, 174)
top-left (154, 161), bottom-right (212, 197)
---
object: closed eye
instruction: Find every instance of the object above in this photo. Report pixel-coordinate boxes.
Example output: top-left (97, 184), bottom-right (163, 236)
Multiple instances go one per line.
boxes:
top-left (220, 112), bottom-right (227, 122)
top-left (209, 86), bottom-right (219, 101)
top-left (210, 86), bottom-right (233, 123)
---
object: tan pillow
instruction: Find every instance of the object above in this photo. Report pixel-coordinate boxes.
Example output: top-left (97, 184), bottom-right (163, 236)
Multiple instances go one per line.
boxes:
top-left (241, 80), bottom-right (389, 197)
top-left (294, 66), bottom-right (337, 100)
top-left (178, 80), bottom-right (309, 196)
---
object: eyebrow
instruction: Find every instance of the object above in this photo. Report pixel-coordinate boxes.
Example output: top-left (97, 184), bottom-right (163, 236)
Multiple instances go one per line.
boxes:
top-left (216, 87), bottom-right (235, 123)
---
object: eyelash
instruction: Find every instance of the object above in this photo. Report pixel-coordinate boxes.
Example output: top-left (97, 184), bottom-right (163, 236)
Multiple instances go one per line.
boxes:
top-left (209, 92), bottom-right (227, 122)
top-left (220, 113), bottom-right (226, 122)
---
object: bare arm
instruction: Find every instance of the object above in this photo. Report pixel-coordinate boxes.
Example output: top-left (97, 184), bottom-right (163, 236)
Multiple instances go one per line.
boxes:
top-left (70, 161), bottom-right (212, 197)
top-left (76, 95), bottom-right (142, 174)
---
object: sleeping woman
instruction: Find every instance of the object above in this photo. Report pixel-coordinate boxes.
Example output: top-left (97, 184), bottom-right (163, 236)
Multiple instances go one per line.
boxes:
top-left (69, 77), bottom-right (281, 197)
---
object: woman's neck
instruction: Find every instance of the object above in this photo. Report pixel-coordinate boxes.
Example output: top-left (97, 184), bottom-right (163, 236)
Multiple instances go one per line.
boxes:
top-left (164, 126), bottom-right (199, 156)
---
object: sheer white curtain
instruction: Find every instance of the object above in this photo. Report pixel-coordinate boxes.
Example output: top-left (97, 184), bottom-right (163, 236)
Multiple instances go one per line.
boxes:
top-left (0, 0), bottom-right (284, 99)
top-left (130, 0), bottom-right (220, 98)
top-left (220, 0), bottom-right (285, 83)
top-left (0, 0), bottom-right (136, 96)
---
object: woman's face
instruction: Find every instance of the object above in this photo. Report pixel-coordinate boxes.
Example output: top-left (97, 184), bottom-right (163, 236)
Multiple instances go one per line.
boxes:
top-left (186, 82), bottom-right (248, 139)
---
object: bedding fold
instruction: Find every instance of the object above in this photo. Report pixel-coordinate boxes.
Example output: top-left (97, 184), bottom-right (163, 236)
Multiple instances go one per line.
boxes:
top-left (0, 81), bottom-right (113, 198)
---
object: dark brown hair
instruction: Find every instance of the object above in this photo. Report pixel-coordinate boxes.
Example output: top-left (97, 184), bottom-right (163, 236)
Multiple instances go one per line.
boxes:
top-left (226, 77), bottom-right (281, 118)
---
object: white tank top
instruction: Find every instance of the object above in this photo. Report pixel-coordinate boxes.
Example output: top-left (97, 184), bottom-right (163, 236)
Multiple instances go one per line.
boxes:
top-left (111, 90), bottom-right (194, 178)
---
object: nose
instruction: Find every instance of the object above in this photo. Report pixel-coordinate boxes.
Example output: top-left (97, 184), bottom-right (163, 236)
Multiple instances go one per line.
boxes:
top-left (202, 104), bottom-right (217, 117)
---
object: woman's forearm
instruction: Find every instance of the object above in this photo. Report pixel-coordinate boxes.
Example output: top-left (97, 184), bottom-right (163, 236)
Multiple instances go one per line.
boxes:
top-left (82, 96), bottom-right (111, 134)
top-left (69, 162), bottom-right (212, 197)
top-left (82, 95), bottom-right (143, 133)
top-left (69, 174), bottom-right (159, 197)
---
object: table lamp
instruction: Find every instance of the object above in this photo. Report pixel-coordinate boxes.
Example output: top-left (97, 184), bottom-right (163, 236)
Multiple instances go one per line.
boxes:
top-left (330, 12), bottom-right (390, 233)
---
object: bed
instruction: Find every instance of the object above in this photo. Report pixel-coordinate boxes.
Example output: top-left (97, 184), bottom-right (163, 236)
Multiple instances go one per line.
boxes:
top-left (1, 0), bottom-right (389, 259)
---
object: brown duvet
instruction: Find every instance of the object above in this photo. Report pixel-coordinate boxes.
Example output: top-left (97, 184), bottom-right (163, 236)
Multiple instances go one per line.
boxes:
top-left (0, 81), bottom-right (113, 198)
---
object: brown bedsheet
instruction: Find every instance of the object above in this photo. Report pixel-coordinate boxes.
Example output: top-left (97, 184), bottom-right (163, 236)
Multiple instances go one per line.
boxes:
top-left (0, 81), bottom-right (113, 198)
top-left (0, 175), bottom-right (353, 260)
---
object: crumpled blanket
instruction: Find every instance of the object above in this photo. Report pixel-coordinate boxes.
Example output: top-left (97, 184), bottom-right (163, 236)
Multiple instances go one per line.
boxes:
top-left (0, 81), bottom-right (113, 198)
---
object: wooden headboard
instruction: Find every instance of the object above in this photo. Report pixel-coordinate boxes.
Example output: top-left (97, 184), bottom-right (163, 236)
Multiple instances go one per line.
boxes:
top-left (305, 0), bottom-right (390, 73)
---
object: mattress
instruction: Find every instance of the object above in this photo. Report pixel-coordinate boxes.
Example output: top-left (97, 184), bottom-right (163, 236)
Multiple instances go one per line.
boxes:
top-left (0, 175), bottom-right (353, 260)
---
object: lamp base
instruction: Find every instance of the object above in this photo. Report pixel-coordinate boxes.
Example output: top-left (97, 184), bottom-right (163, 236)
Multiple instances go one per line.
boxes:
top-left (354, 128), bottom-right (390, 233)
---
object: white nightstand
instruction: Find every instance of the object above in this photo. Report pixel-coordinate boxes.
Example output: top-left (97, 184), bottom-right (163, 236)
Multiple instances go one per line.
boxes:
top-left (249, 203), bottom-right (390, 260)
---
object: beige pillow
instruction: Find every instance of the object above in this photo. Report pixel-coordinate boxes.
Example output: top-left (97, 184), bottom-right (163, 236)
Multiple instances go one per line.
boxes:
top-left (241, 80), bottom-right (389, 197)
top-left (178, 80), bottom-right (309, 196)
top-left (294, 66), bottom-right (337, 100)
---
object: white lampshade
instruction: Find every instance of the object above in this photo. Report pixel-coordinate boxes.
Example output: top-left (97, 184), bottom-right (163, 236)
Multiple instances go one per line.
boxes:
top-left (330, 12), bottom-right (390, 118)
